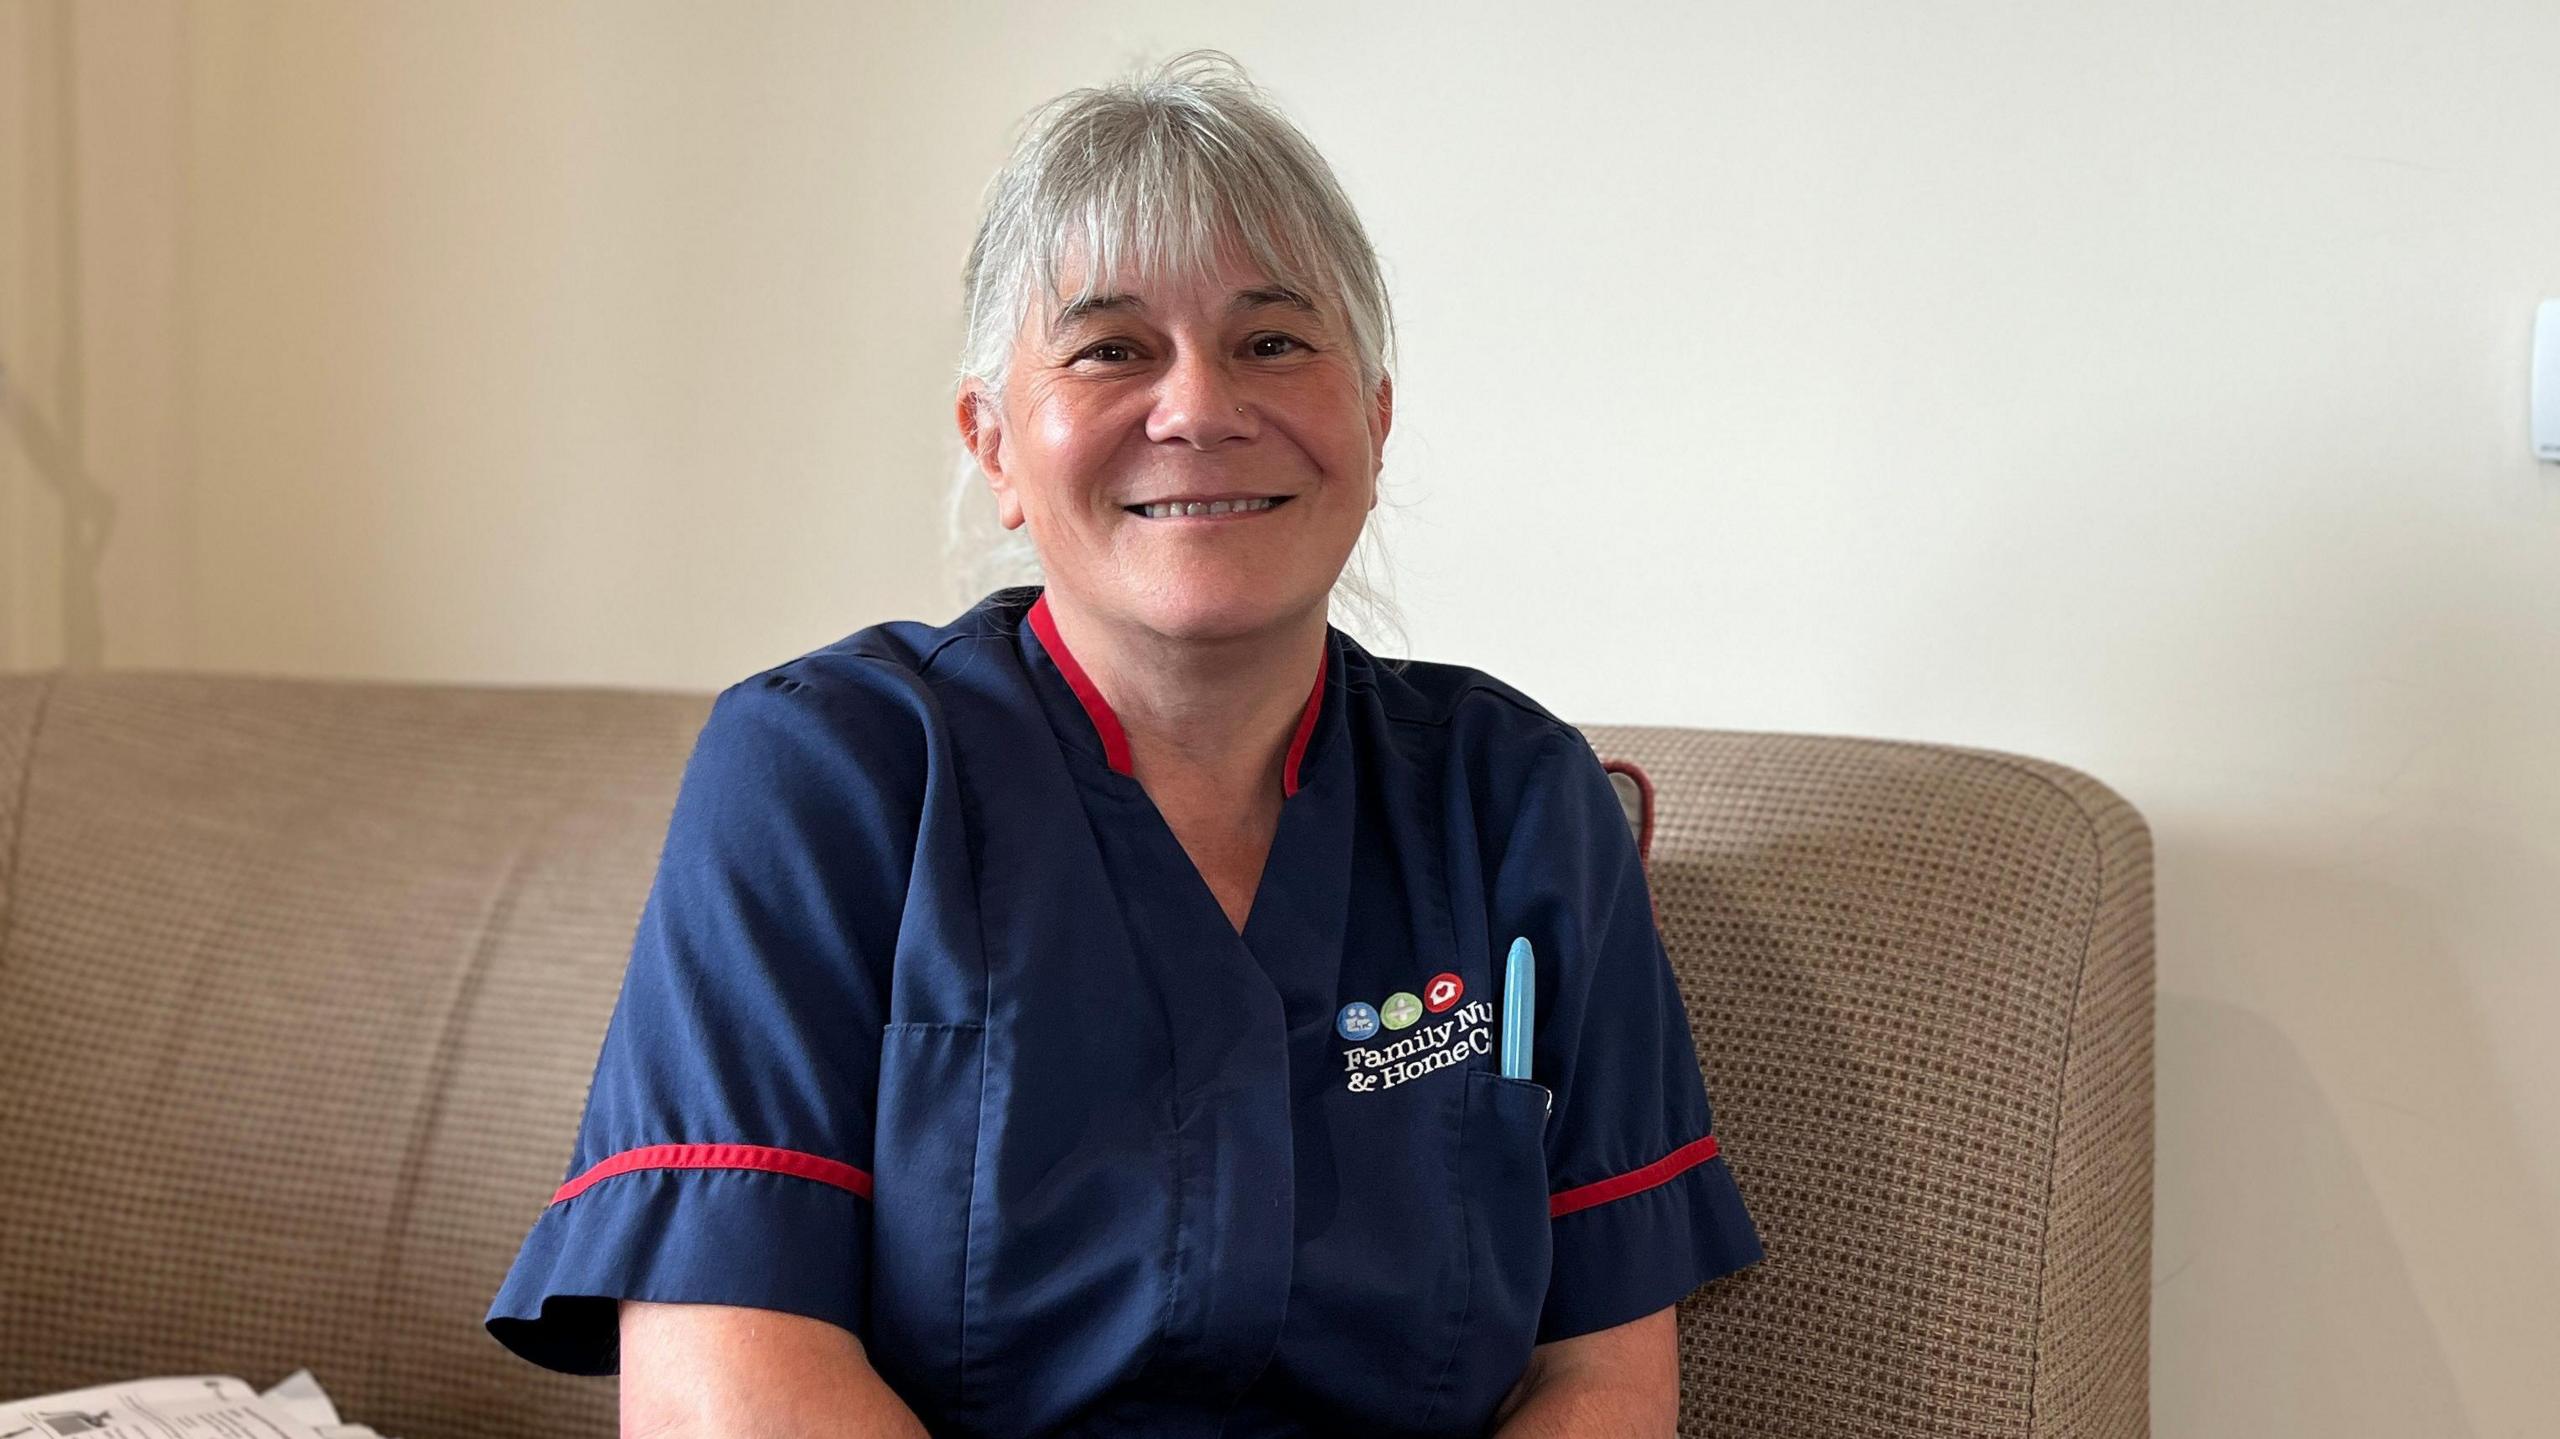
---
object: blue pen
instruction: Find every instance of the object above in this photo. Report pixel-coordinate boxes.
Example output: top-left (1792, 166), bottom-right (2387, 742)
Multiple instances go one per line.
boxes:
top-left (1500, 936), bottom-right (1536, 1080)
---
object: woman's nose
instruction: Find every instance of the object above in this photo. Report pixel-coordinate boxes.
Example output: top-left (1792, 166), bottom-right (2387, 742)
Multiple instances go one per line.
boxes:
top-left (1145, 348), bottom-right (1253, 447)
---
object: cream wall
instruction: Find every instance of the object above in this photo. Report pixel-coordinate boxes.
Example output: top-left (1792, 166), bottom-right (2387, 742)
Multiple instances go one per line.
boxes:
top-left (5, 1), bottom-right (2558, 1431)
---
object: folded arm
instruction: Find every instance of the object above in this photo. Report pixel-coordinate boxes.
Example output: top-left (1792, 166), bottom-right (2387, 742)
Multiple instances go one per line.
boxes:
top-left (618, 1300), bottom-right (930, 1439)
top-left (1491, 1305), bottom-right (1679, 1439)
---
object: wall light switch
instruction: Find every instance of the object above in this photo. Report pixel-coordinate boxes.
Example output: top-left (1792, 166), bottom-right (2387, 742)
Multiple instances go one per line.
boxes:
top-left (2537, 299), bottom-right (2560, 462)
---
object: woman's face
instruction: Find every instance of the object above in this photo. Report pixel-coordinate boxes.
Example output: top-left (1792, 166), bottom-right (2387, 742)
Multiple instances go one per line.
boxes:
top-left (960, 242), bottom-right (1391, 646)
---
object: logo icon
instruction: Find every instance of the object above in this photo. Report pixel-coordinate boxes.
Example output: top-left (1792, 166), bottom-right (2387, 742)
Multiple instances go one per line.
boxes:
top-left (1424, 972), bottom-right (1465, 1013)
top-left (1379, 992), bottom-right (1423, 1030)
top-left (1336, 1002), bottom-right (1380, 1042)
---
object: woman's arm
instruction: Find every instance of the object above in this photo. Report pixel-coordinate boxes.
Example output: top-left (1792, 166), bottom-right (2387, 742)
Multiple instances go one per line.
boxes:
top-left (1489, 1305), bottom-right (1679, 1438)
top-left (618, 1301), bottom-right (931, 1439)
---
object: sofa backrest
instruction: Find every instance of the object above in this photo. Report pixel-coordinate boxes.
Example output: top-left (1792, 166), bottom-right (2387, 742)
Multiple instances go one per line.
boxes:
top-left (1578, 719), bottom-right (2154, 1437)
top-left (0, 673), bottom-right (2152, 1439)
top-left (0, 672), bottom-right (697, 1436)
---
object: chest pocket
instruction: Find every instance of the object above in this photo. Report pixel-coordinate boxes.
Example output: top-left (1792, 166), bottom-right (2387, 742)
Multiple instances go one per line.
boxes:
top-left (864, 1021), bottom-right (986, 1414)
top-left (1418, 1068), bottom-right (1555, 1433)
top-left (1255, 1061), bottom-right (1552, 1435)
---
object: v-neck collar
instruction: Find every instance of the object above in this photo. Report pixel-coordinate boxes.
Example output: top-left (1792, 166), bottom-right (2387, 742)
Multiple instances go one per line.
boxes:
top-left (1020, 589), bottom-right (1331, 799)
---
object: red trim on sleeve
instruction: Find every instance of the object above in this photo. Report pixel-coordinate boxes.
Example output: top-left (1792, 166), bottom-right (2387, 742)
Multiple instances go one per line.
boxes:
top-left (549, 1143), bottom-right (874, 1205)
top-left (1548, 1134), bottom-right (1720, 1218)
top-left (1026, 590), bottom-right (1329, 796)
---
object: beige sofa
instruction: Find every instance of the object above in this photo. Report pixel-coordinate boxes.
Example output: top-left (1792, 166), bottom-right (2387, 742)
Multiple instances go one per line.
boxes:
top-left (0, 669), bottom-right (2153, 1437)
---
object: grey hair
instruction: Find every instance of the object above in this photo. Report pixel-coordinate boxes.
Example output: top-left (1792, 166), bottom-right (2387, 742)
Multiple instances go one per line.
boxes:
top-left (941, 48), bottom-right (1409, 666)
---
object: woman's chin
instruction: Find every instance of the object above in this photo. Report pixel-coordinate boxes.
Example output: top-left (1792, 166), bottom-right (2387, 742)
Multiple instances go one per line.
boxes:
top-left (1128, 584), bottom-right (1328, 644)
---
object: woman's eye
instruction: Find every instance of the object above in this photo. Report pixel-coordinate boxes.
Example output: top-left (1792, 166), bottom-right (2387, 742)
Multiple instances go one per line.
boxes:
top-left (1077, 341), bottom-right (1138, 364)
top-left (1249, 333), bottom-right (1306, 357)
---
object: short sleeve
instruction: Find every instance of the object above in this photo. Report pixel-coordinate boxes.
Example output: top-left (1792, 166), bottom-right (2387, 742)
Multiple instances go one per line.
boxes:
top-left (1493, 733), bottom-right (1766, 1344)
top-left (484, 670), bottom-right (921, 1374)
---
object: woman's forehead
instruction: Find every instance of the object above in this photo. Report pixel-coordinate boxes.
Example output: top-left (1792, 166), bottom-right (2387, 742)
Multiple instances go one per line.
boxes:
top-left (1050, 257), bottom-right (1302, 303)
top-left (1026, 257), bottom-right (1335, 339)
top-left (1035, 221), bottom-right (1329, 313)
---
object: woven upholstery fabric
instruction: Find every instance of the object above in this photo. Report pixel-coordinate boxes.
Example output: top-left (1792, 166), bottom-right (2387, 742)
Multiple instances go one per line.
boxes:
top-left (0, 673), bottom-right (2151, 1438)
top-left (1580, 723), bottom-right (2153, 1438)
top-left (0, 671), bottom-right (701, 1439)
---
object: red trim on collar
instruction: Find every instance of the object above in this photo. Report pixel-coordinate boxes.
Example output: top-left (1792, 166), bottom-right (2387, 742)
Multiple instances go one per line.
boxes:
top-left (1280, 646), bottom-right (1325, 799)
top-left (1026, 592), bottom-right (1133, 775)
top-left (1026, 591), bottom-right (1327, 796)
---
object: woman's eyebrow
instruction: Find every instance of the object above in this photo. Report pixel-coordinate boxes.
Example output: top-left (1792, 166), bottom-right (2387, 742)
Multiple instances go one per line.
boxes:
top-left (1052, 285), bottom-right (1320, 332)
top-left (1051, 293), bottom-right (1140, 331)
top-left (1232, 285), bottom-right (1319, 315)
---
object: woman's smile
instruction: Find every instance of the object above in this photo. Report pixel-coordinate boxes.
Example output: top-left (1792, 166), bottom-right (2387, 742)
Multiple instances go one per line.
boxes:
top-left (1123, 495), bottom-right (1297, 522)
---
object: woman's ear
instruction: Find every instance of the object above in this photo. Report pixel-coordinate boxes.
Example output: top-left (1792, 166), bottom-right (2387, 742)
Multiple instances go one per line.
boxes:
top-left (957, 382), bottom-right (1025, 529)
top-left (1370, 372), bottom-right (1394, 474)
top-left (956, 381), bottom-right (1000, 479)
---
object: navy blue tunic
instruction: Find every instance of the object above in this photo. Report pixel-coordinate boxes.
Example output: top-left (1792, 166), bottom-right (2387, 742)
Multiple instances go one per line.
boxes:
top-left (486, 585), bottom-right (1763, 1436)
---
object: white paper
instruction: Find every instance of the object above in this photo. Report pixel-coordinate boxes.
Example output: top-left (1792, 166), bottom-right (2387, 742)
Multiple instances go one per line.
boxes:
top-left (0, 1370), bottom-right (400, 1439)
top-left (256, 1371), bottom-right (339, 1428)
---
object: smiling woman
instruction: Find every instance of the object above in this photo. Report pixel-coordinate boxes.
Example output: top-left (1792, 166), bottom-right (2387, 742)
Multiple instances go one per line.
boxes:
top-left (483, 48), bottom-right (1764, 1439)
top-left (956, 236), bottom-right (1388, 651)
top-left (944, 53), bottom-right (1403, 655)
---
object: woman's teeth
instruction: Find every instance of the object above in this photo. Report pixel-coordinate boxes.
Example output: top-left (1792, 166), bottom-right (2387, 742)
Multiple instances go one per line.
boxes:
top-left (1134, 496), bottom-right (1285, 519)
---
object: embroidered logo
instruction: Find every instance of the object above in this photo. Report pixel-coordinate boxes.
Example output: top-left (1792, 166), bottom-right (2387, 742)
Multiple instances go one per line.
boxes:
top-left (1379, 992), bottom-right (1423, 1030)
top-left (1341, 998), bottom-right (1495, 1094)
top-left (1423, 972), bottom-right (1464, 1013)
top-left (1336, 1002), bottom-right (1381, 1042)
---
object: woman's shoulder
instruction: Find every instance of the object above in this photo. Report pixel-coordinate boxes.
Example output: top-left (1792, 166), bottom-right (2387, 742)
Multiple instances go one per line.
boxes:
top-left (1354, 649), bottom-right (1642, 892)
top-left (1354, 644), bottom-right (1591, 760)
top-left (1348, 643), bottom-right (1615, 831)
top-left (687, 605), bottom-right (1010, 798)
top-left (715, 593), bottom-right (1027, 733)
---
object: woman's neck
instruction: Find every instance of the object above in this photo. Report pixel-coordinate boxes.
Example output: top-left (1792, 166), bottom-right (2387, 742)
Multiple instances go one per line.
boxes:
top-left (1037, 589), bottom-right (1325, 800)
